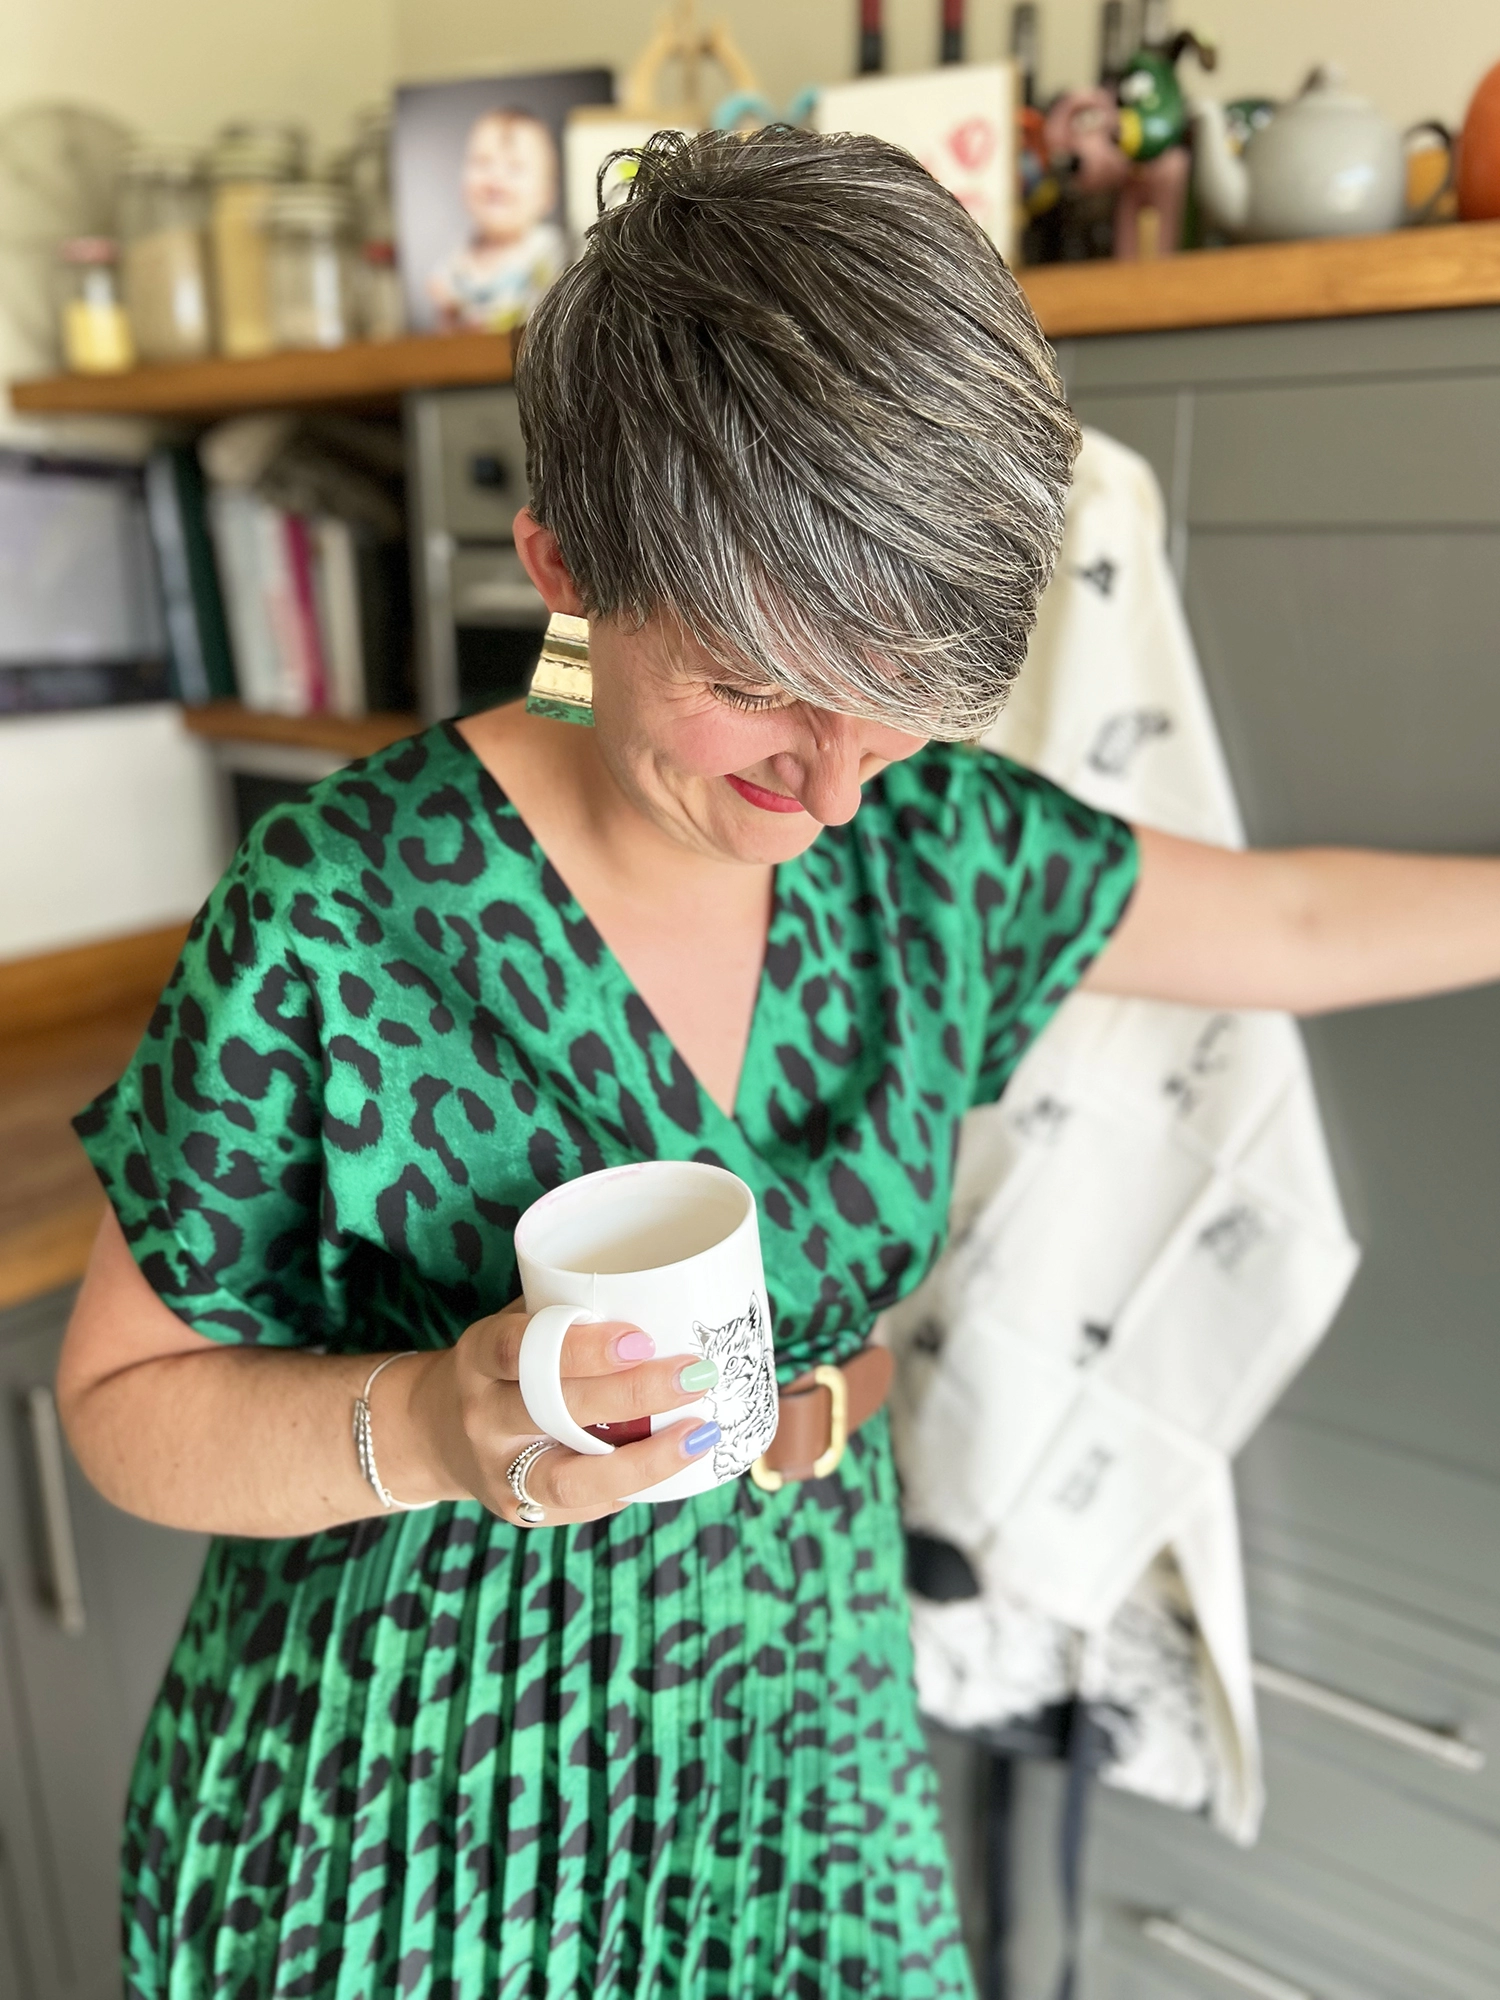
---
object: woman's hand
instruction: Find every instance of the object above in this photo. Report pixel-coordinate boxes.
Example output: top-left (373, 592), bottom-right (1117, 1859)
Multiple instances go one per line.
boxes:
top-left (399, 1301), bottom-right (720, 1526)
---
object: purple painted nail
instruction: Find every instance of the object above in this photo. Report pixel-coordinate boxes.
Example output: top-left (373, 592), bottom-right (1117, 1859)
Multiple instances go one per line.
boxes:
top-left (614, 1330), bottom-right (655, 1362)
top-left (683, 1421), bottom-right (721, 1457)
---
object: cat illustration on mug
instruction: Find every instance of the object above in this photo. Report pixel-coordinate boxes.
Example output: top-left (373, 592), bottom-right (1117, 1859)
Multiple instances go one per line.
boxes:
top-left (695, 1295), bottom-right (777, 1480)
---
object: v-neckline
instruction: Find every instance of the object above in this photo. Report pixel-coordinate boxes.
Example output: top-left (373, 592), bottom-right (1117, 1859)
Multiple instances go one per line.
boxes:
top-left (440, 720), bottom-right (786, 1131)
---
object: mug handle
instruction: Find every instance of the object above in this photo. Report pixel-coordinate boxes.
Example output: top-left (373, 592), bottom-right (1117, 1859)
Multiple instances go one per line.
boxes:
top-left (518, 1305), bottom-right (615, 1457)
top-left (1403, 120), bottom-right (1455, 223)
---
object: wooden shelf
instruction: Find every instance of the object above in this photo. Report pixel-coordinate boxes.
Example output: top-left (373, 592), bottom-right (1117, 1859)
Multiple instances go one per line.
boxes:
top-left (181, 701), bottom-right (421, 758)
top-left (10, 329), bottom-right (513, 419)
top-left (12, 226), bottom-right (1500, 424)
top-left (1018, 221), bottom-right (1500, 339)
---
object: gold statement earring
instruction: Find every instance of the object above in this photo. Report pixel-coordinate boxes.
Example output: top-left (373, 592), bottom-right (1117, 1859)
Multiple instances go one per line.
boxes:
top-left (525, 612), bottom-right (593, 726)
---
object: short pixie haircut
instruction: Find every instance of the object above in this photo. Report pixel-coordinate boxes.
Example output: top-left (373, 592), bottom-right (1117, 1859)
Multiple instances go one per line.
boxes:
top-left (516, 127), bottom-right (1078, 740)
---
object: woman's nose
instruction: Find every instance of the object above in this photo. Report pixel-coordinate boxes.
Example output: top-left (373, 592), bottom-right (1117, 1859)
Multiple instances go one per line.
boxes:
top-left (778, 719), bottom-right (868, 825)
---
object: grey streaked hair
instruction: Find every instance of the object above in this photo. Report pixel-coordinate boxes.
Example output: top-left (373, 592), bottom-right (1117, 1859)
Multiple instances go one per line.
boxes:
top-left (515, 127), bottom-right (1079, 741)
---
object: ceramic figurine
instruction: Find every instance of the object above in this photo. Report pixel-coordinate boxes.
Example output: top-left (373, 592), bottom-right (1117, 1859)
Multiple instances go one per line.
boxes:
top-left (1040, 31), bottom-right (1214, 261)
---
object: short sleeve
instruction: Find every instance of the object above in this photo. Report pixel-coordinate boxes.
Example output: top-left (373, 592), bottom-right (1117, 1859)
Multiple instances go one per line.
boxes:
top-left (73, 818), bottom-right (328, 1347)
top-left (966, 752), bottom-right (1138, 1105)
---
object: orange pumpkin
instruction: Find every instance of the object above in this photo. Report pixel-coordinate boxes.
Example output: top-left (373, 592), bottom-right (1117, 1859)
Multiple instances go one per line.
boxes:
top-left (1458, 58), bottom-right (1500, 219)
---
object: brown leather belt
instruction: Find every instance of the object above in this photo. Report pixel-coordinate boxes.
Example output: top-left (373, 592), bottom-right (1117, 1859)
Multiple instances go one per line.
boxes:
top-left (749, 1344), bottom-right (894, 1490)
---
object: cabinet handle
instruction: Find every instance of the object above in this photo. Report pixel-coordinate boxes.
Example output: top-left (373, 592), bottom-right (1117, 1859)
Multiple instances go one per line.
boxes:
top-left (1141, 1917), bottom-right (1314, 2000)
top-left (24, 1387), bottom-right (85, 1637)
top-left (1252, 1659), bottom-right (1484, 1774)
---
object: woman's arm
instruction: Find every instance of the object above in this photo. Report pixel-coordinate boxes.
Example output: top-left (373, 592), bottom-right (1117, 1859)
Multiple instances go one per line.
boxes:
top-left (56, 1207), bottom-right (713, 1539)
top-left (1087, 826), bottom-right (1500, 1014)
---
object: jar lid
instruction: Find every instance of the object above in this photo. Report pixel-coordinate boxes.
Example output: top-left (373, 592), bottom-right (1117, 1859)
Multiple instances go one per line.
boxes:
top-left (60, 235), bottom-right (119, 265)
top-left (211, 120), bottom-right (306, 181)
top-left (123, 141), bottom-right (205, 183)
top-left (266, 181), bottom-right (353, 229)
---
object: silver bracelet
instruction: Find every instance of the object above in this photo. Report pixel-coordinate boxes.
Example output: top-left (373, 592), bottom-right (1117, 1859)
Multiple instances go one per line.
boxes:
top-left (353, 1353), bottom-right (441, 1512)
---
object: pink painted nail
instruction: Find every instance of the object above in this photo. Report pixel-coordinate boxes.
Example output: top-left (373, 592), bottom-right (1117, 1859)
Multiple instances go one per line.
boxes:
top-left (614, 1329), bottom-right (655, 1363)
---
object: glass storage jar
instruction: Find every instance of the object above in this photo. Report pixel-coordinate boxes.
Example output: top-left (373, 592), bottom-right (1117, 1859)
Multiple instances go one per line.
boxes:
top-left (267, 182), bottom-right (353, 349)
top-left (119, 144), bottom-right (211, 361)
top-left (58, 237), bottom-right (135, 373)
top-left (209, 121), bottom-right (304, 358)
top-left (355, 239), bottom-right (404, 340)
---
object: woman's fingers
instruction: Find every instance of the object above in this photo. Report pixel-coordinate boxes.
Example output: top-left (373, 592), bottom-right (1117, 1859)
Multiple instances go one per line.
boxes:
top-left (516, 1416), bottom-right (721, 1522)
top-left (503, 1355), bottom-right (716, 1434)
top-left (479, 1307), bottom-right (658, 1382)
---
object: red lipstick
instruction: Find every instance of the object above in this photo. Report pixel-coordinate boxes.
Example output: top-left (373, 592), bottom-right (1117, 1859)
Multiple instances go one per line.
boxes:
top-left (726, 774), bottom-right (805, 815)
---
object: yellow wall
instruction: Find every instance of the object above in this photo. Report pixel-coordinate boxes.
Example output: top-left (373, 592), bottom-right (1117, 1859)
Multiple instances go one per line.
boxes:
top-left (397, 0), bottom-right (1497, 134)
top-left (0, 0), bottom-right (396, 154)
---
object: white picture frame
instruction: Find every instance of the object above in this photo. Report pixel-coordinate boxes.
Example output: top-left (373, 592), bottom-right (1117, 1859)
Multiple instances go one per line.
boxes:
top-left (813, 64), bottom-right (1017, 264)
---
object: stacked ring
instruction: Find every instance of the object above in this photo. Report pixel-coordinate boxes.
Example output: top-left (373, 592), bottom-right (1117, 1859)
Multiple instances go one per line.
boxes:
top-left (506, 1438), bottom-right (558, 1525)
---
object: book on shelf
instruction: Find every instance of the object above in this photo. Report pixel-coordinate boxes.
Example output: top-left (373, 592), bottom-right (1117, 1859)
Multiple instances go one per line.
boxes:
top-left (206, 487), bottom-right (409, 720)
top-left (143, 446), bottom-right (238, 706)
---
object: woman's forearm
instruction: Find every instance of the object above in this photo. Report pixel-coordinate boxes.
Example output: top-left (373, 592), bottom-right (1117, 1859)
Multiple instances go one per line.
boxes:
top-left (1090, 828), bottom-right (1500, 1015)
top-left (58, 1206), bottom-right (708, 1539)
top-left (63, 1343), bottom-right (458, 1539)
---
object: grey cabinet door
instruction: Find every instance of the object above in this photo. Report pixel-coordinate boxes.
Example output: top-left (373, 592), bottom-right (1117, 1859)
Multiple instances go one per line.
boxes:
top-left (0, 1291), bottom-right (206, 2000)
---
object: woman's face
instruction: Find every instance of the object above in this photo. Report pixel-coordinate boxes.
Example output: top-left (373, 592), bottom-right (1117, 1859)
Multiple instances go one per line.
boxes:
top-left (587, 611), bottom-right (928, 867)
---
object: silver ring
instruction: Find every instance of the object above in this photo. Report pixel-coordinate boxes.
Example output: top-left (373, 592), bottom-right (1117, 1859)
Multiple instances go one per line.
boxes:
top-left (506, 1438), bottom-right (558, 1525)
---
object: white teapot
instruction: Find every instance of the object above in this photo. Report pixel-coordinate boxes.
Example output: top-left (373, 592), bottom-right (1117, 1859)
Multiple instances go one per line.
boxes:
top-left (1191, 65), bottom-right (1408, 239)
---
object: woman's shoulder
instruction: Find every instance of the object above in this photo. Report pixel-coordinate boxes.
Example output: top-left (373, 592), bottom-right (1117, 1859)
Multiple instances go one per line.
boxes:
top-left (240, 720), bottom-right (526, 883)
top-left (863, 740), bottom-right (1083, 850)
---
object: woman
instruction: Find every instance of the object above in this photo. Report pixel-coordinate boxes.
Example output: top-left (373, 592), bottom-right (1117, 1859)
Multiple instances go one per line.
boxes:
top-left (60, 131), bottom-right (1500, 1999)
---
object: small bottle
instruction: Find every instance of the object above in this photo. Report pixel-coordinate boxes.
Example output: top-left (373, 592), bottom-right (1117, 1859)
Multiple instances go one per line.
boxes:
top-left (356, 240), bottom-right (405, 341)
top-left (940, 0), bottom-right (965, 65)
top-left (858, 0), bottom-right (884, 75)
top-left (1098, 0), bottom-right (1133, 84)
top-left (1011, 3), bottom-right (1040, 109)
top-left (119, 145), bottom-right (212, 362)
top-left (267, 182), bottom-right (354, 350)
top-left (59, 238), bottom-right (135, 374)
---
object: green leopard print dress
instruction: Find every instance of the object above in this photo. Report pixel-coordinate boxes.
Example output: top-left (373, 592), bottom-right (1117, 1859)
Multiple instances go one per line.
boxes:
top-left (76, 724), bottom-right (1136, 2000)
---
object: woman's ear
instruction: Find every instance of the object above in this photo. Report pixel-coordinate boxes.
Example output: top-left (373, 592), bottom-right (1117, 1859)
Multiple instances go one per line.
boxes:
top-left (513, 508), bottom-right (587, 616)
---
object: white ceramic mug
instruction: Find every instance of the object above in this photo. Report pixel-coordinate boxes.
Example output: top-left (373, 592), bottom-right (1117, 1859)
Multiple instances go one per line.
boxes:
top-left (513, 1161), bottom-right (778, 1502)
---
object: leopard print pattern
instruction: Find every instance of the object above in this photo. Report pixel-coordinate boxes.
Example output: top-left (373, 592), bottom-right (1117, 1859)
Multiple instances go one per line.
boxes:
top-left (76, 724), bottom-right (1136, 2000)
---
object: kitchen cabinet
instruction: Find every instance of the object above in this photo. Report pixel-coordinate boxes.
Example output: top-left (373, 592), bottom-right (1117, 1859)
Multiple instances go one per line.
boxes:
top-left (0, 1288), bottom-right (205, 1999)
top-left (963, 303), bottom-right (1500, 2000)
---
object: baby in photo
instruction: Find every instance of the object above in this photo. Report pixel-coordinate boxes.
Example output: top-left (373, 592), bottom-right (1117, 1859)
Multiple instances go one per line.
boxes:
top-left (429, 109), bottom-right (566, 332)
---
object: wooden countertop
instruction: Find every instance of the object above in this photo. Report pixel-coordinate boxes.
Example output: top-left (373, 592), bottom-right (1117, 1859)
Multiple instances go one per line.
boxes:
top-left (11, 224), bottom-right (1500, 421)
top-left (0, 925), bottom-right (186, 1312)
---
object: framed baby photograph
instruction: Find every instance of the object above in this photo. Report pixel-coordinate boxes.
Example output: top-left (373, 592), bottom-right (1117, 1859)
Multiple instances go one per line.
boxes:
top-left (392, 68), bottom-right (613, 336)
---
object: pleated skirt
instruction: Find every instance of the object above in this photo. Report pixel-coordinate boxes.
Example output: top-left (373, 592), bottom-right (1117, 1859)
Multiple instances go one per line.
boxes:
top-left (122, 1416), bottom-right (975, 2000)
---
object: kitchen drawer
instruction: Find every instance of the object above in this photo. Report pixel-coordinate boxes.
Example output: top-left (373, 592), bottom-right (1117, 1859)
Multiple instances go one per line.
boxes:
top-left (450, 546), bottom-right (546, 628)
top-left (1086, 1785), bottom-right (1500, 2000)
top-left (1060, 307), bottom-right (1500, 396)
top-left (1186, 376), bottom-right (1500, 528)
top-left (432, 386), bottom-right (529, 541)
top-left (1238, 1419), bottom-right (1500, 1649)
top-left (1246, 1553), bottom-right (1497, 1826)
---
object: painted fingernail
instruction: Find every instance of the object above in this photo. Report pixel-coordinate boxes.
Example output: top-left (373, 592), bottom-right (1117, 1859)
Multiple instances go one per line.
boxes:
top-left (677, 1357), bottom-right (719, 1393)
top-left (683, 1421), bottom-right (721, 1457)
top-left (613, 1330), bottom-right (655, 1363)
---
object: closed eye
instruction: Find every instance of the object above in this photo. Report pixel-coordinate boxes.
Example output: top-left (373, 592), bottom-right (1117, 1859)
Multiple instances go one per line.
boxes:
top-left (710, 682), bottom-right (795, 713)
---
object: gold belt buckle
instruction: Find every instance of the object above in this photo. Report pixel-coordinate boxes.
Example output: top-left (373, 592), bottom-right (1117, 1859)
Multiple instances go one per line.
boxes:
top-left (750, 1364), bottom-right (849, 1492)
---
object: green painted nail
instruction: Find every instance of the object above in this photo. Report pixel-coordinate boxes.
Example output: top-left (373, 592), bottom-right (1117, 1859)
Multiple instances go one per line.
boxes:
top-left (677, 1358), bottom-right (719, 1392)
